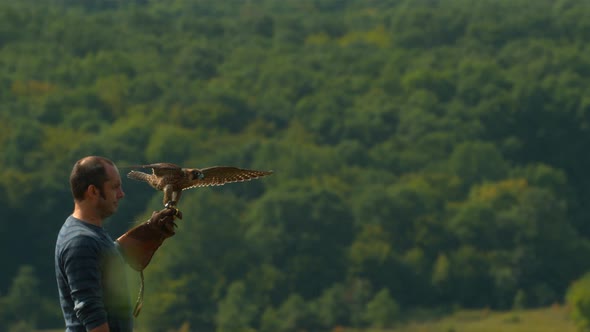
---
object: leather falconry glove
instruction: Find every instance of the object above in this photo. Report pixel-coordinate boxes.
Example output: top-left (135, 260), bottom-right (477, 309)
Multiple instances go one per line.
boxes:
top-left (116, 207), bottom-right (182, 316)
top-left (116, 207), bottom-right (182, 271)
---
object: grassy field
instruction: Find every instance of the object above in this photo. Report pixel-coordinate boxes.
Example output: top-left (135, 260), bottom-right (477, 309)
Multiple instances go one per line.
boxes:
top-left (38, 306), bottom-right (578, 332)
top-left (364, 305), bottom-right (578, 332)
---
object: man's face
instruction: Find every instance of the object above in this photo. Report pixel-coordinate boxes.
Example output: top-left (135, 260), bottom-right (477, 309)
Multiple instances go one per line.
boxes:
top-left (97, 164), bottom-right (125, 219)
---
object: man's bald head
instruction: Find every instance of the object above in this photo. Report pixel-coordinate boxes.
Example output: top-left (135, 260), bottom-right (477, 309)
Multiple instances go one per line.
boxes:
top-left (70, 156), bottom-right (115, 201)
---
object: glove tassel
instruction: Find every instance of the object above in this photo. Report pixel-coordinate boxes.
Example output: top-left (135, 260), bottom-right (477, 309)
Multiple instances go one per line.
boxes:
top-left (133, 271), bottom-right (145, 317)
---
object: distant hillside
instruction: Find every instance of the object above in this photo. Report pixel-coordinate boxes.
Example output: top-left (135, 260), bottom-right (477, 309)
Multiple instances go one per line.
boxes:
top-left (1, 0), bottom-right (590, 330)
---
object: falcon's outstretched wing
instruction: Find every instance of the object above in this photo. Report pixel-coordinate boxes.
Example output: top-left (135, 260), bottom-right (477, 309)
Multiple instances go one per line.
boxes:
top-left (128, 163), bottom-right (183, 177)
top-left (184, 166), bottom-right (273, 189)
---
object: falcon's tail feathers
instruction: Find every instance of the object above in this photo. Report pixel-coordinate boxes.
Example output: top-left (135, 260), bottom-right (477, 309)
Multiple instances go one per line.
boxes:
top-left (127, 170), bottom-right (151, 183)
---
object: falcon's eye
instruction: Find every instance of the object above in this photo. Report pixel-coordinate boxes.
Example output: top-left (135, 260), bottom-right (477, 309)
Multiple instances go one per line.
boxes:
top-left (192, 170), bottom-right (204, 179)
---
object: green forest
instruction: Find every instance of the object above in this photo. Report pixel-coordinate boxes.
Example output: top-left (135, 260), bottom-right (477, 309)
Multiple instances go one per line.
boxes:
top-left (2, 0), bottom-right (590, 331)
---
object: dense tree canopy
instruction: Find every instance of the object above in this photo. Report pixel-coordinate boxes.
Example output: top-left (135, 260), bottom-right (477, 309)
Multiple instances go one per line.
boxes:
top-left (1, 0), bottom-right (590, 330)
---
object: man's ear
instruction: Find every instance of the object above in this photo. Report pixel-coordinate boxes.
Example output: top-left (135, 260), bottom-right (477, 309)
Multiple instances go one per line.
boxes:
top-left (87, 185), bottom-right (100, 199)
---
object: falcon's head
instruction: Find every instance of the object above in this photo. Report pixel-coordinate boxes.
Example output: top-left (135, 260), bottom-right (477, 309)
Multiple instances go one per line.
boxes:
top-left (188, 169), bottom-right (205, 180)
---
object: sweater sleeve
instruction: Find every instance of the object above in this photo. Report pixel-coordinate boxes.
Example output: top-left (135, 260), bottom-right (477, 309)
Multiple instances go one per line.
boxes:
top-left (62, 235), bottom-right (108, 330)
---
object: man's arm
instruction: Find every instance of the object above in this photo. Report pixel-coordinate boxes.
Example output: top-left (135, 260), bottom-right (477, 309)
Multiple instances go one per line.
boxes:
top-left (63, 236), bottom-right (108, 330)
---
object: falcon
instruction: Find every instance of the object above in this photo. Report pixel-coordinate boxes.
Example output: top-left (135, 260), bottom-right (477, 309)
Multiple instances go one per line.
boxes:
top-left (126, 162), bottom-right (273, 207)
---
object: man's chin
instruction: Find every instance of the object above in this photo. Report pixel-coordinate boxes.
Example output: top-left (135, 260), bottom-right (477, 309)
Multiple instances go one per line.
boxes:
top-left (100, 209), bottom-right (117, 220)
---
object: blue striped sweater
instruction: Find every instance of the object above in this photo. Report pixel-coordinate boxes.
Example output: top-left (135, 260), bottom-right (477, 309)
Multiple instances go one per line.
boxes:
top-left (55, 216), bottom-right (132, 332)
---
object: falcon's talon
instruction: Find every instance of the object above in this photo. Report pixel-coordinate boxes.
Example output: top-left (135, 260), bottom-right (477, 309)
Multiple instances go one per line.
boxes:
top-left (174, 210), bottom-right (183, 220)
top-left (164, 202), bottom-right (182, 219)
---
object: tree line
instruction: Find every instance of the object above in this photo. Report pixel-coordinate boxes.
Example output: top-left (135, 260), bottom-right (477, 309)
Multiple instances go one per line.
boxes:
top-left (1, 0), bottom-right (590, 330)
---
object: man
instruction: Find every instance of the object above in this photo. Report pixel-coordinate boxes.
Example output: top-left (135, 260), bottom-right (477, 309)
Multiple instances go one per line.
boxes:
top-left (55, 156), bottom-right (180, 332)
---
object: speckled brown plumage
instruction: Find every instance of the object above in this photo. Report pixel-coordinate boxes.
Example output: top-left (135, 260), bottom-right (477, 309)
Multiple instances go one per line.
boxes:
top-left (127, 162), bottom-right (273, 206)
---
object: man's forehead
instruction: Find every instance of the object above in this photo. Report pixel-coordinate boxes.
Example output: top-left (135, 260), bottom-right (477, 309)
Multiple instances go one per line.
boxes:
top-left (104, 163), bottom-right (121, 180)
